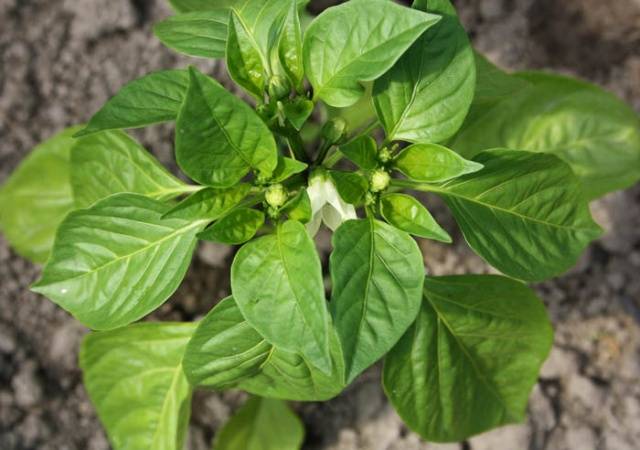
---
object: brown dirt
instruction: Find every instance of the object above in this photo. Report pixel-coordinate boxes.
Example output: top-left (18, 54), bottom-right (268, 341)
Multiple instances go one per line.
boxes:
top-left (1, 1), bottom-right (639, 449)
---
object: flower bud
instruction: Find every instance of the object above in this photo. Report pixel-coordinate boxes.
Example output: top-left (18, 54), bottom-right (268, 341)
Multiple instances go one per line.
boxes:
top-left (378, 147), bottom-right (393, 164)
top-left (321, 117), bottom-right (348, 146)
top-left (370, 169), bottom-right (390, 192)
top-left (265, 183), bottom-right (287, 208)
top-left (268, 75), bottom-right (291, 100)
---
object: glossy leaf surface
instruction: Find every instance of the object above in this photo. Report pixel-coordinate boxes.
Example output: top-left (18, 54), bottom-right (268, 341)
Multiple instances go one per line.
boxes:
top-left (77, 70), bottom-right (189, 136)
top-left (380, 194), bottom-right (451, 242)
top-left (184, 297), bottom-right (270, 388)
top-left (198, 208), bottom-right (264, 244)
top-left (0, 127), bottom-right (78, 263)
top-left (384, 275), bottom-right (553, 442)
top-left (231, 220), bottom-right (331, 372)
top-left (329, 170), bottom-right (368, 205)
top-left (163, 184), bottom-right (250, 221)
top-left (32, 194), bottom-right (205, 330)
top-left (339, 135), bottom-right (378, 170)
top-left (71, 130), bottom-right (187, 208)
top-left (277, 0), bottom-right (304, 91)
top-left (330, 218), bottom-right (424, 382)
top-left (214, 396), bottom-right (304, 450)
top-left (452, 71), bottom-right (640, 199)
top-left (226, 10), bottom-right (267, 98)
top-left (154, 10), bottom-right (229, 59)
top-left (80, 322), bottom-right (195, 450)
top-left (373, 0), bottom-right (475, 143)
top-left (394, 143), bottom-right (482, 183)
top-left (431, 149), bottom-right (602, 281)
top-left (303, 0), bottom-right (440, 107)
top-left (175, 67), bottom-right (277, 187)
top-left (271, 156), bottom-right (308, 183)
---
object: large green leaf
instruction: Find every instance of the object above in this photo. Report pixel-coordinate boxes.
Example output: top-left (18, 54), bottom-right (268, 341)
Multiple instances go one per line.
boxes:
top-left (393, 143), bottom-right (483, 183)
top-left (80, 322), bottom-right (195, 450)
top-left (71, 130), bottom-right (189, 208)
top-left (452, 70), bottom-right (640, 199)
top-left (0, 126), bottom-right (79, 263)
top-left (303, 0), bottom-right (440, 107)
top-left (163, 184), bottom-right (251, 221)
top-left (175, 67), bottom-right (277, 187)
top-left (214, 396), bottom-right (304, 450)
top-left (373, 0), bottom-right (475, 143)
top-left (380, 193), bottom-right (451, 243)
top-left (184, 297), bottom-right (345, 401)
top-left (422, 149), bottom-right (602, 282)
top-left (184, 297), bottom-right (270, 388)
top-left (384, 275), bottom-right (553, 442)
top-left (231, 220), bottom-right (332, 373)
top-left (238, 324), bottom-right (345, 401)
top-left (339, 135), bottom-right (378, 170)
top-left (76, 70), bottom-right (189, 136)
top-left (330, 218), bottom-right (424, 383)
top-left (154, 10), bottom-right (229, 59)
top-left (32, 194), bottom-right (206, 330)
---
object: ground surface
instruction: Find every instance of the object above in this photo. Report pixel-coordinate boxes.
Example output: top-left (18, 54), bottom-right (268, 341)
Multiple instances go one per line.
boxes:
top-left (1, 0), bottom-right (639, 449)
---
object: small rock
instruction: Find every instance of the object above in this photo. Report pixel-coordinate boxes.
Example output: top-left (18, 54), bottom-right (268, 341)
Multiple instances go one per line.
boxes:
top-left (358, 405), bottom-right (400, 450)
top-left (12, 361), bottom-right (43, 408)
top-left (565, 426), bottom-right (597, 450)
top-left (325, 428), bottom-right (359, 450)
top-left (540, 347), bottom-right (579, 379)
top-left (48, 320), bottom-right (87, 373)
top-left (0, 328), bottom-right (16, 353)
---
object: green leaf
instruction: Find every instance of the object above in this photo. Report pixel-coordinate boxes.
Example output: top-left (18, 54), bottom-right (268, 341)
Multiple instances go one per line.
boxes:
top-left (384, 275), bottom-right (553, 442)
top-left (283, 189), bottom-right (312, 223)
top-left (164, 184), bottom-right (251, 220)
top-left (394, 143), bottom-right (483, 183)
top-left (281, 97), bottom-right (314, 131)
top-left (277, 0), bottom-right (304, 91)
top-left (231, 220), bottom-right (332, 373)
top-left (380, 193), bottom-right (451, 243)
top-left (427, 149), bottom-right (602, 282)
top-left (199, 208), bottom-right (264, 244)
top-left (154, 10), bottom-right (229, 59)
top-left (32, 194), bottom-right (206, 330)
top-left (271, 156), bottom-right (308, 183)
top-left (226, 10), bottom-right (268, 98)
top-left (80, 322), bottom-right (195, 450)
top-left (238, 325), bottom-right (345, 401)
top-left (452, 70), bottom-right (640, 199)
top-left (0, 126), bottom-right (78, 263)
top-left (214, 396), bottom-right (304, 450)
top-left (339, 135), bottom-right (378, 170)
top-left (329, 170), bottom-right (368, 205)
top-left (169, 0), bottom-right (239, 13)
top-left (185, 296), bottom-right (345, 401)
top-left (184, 297), bottom-right (271, 388)
top-left (303, 0), bottom-right (441, 107)
top-left (330, 218), bottom-right (424, 383)
top-left (71, 130), bottom-right (188, 208)
top-left (76, 70), bottom-right (189, 136)
top-left (176, 67), bottom-right (277, 187)
top-left (373, 0), bottom-right (475, 143)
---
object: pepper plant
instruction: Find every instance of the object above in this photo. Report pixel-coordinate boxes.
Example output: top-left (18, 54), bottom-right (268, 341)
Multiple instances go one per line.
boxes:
top-left (1, 0), bottom-right (639, 448)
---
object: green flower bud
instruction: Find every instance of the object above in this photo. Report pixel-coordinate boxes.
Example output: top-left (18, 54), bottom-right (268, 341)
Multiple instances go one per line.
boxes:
top-left (370, 169), bottom-right (390, 192)
top-left (321, 117), bottom-right (348, 145)
top-left (265, 183), bottom-right (287, 208)
top-left (378, 147), bottom-right (393, 164)
top-left (268, 75), bottom-right (291, 100)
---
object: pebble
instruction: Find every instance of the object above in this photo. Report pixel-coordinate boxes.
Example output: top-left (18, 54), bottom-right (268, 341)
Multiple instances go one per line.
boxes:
top-left (12, 361), bottom-right (43, 409)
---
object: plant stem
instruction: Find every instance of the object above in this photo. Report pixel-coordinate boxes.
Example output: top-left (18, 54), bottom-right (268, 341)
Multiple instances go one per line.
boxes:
top-left (390, 179), bottom-right (443, 193)
top-left (287, 133), bottom-right (308, 162)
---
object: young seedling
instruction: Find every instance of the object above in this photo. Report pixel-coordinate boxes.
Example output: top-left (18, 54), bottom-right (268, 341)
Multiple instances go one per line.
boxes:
top-left (1, 0), bottom-right (639, 448)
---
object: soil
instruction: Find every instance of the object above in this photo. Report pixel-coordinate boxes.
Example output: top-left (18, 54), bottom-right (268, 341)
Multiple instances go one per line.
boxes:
top-left (1, 0), bottom-right (639, 449)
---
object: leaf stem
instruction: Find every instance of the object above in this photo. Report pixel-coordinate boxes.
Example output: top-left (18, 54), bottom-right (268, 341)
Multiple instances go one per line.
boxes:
top-left (390, 179), bottom-right (443, 193)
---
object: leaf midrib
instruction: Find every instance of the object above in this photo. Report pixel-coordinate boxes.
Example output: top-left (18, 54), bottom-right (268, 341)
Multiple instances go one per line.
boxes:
top-left (36, 218), bottom-right (206, 288)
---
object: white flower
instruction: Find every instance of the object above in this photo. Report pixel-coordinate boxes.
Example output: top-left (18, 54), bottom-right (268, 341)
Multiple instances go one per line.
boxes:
top-left (306, 172), bottom-right (357, 236)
